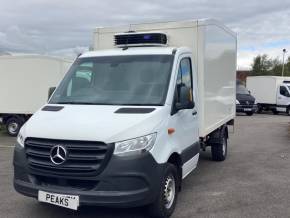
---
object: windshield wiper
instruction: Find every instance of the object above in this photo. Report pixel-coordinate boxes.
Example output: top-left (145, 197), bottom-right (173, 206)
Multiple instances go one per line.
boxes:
top-left (52, 102), bottom-right (162, 106)
top-left (53, 102), bottom-right (97, 105)
top-left (118, 103), bottom-right (162, 106)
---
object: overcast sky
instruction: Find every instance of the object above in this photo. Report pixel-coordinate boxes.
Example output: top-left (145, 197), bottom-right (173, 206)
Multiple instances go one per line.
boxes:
top-left (1, 0), bottom-right (290, 68)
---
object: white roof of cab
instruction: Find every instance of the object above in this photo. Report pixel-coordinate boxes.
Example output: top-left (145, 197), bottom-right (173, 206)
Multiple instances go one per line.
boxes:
top-left (80, 47), bottom-right (177, 58)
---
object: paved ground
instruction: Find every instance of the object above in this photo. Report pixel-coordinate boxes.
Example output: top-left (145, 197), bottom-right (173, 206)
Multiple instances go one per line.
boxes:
top-left (0, 114), bottom-right (290, 218)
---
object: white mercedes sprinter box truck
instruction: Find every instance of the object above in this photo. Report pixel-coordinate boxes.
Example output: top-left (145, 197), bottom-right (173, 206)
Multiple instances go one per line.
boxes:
top-left (247, 76), bottom-right (290, 115)
top-left (0, 55), bottom-right (72, 136)
top-left (13, 19), bottom-right (236, 218)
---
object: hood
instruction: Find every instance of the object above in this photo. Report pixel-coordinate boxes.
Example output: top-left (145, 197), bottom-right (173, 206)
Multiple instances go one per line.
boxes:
top-left (236, 93), bottom-right (255, 102)
top-left (23, 105), bottom-right (168, 143)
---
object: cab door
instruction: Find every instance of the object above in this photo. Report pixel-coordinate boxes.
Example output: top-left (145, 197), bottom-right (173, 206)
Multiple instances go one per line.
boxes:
top-left (167, 54), bottom-right (199, 178)
top-left (277, 85), bottom-right (290, 112)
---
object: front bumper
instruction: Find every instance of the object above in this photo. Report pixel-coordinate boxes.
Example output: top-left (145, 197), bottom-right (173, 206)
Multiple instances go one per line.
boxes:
top-left (13, 143), bottom-right (165, 208)
top-left (236, 104), bottom-right (257, 113)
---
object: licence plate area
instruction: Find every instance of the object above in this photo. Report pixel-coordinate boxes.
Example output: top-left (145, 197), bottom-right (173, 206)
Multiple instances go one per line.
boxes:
top-left (244, 108), bottom-right (252, 111)
top-left (38, 190), bottom-right (79, 210)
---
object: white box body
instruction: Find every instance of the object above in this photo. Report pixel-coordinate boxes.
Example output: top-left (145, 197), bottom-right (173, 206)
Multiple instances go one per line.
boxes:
top-left (0, 55), bottom-right (72, 114)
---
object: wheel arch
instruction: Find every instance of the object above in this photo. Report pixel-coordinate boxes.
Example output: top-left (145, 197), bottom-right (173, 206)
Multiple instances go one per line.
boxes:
top-left (167, 152), bottom-right (182, 190)
top-left (208, 124), bottom-right (228, 144)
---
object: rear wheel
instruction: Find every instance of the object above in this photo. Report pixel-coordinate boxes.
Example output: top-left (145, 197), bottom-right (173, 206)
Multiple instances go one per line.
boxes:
top-left (272, 109), bottom-right (279, 115)
top-left (148, 164), bottom-right (178, 218)
top-left (256, 104), bottom-right (263, 114)
top-left (211, 134), bottom-right (227, 161)
top-left (6, 117), bottom-right (23, 136)
top-left (287, 107), bottom-right (290, 116)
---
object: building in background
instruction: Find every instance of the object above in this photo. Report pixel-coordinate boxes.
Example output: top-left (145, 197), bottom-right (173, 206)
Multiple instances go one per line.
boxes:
top-left (237, 67), bottom-right (252, 84)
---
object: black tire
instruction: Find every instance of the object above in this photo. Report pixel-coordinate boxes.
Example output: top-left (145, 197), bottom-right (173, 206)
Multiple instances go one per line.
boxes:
top-left (211, 134), bottom-right (227, 161)
top-left (272, 109), bottom-right (279, 115)
top-left (256, 105), bottom-right (263, 114)
top-left (148, 164), bottom-right (178, 218)
top-left (5, 117), bottom-right (22, 136)
top-left (246, 111), bottom-right (254, 116)
top-left (287, 107), bottom-right (290, 116)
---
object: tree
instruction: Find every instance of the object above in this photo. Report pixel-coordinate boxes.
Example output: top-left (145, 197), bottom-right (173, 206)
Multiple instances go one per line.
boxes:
top-left (270, 57), bottom-right (283, 76)
top-left (251, 54), bottom-right (290, 76)
top-left (285, 57), bottom-right (290, 77)
top-left (251, 54), bottom-right (272, 76)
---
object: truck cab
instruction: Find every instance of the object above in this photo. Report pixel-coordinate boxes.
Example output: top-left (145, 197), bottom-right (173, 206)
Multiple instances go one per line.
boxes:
top-left (276, 82), bottom-right (290, 115)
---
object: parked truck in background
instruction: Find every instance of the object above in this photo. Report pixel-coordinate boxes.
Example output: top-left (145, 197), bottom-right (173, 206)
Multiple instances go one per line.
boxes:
top-left (247, 76), bottom-right (290, 115)
top-left (0, 55), bottom-right (72, 136)
top-left (13, 19), bottom-right (236, 218)
top-left (236, 81), bottom-right (257, 116)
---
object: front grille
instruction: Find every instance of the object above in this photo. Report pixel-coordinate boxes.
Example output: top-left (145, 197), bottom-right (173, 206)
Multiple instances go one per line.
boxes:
top-left (239, 100), bottom-right (254, 105)
top-left (25, 138), bottom-right (113, 177)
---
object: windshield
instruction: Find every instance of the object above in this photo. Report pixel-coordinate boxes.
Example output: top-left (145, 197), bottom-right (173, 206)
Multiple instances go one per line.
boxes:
top-left (49, 55), bottom-right (174, 106)
top-left (237, 85), bottom-right (250, 95)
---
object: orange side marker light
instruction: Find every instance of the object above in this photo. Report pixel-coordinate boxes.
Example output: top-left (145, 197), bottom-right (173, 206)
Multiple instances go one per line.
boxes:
top-left (168, 128), bottom-right (175, 135)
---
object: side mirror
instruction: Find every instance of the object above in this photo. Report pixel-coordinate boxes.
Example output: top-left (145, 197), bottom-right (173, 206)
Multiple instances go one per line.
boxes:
top-left (175, 86), bottom-right (195, 111)
top-left (48, 87), bottom-right (56, 100)
top-left (280, 89), bottom-right (285, 96)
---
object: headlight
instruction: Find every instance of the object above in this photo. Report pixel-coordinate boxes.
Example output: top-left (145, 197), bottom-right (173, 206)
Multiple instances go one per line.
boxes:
top-left (254, 99), bottom-right (257, 104)
top-left (236, 99), bottom-right (240, 104)
top-left (114, 133), bottom-right (157, 156)
top-left (17, 132), bottom-right (25, 147)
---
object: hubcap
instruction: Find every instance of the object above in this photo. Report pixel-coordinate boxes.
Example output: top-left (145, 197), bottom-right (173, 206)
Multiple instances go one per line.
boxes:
top-left (163, 174), bottom-right (176, 209)
top-left (8, 122), bottom-right (18, 134)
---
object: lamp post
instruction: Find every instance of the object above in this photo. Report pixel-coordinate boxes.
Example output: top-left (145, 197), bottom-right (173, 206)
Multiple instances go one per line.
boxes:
top-left (282, 48), bottom-right (287, 77)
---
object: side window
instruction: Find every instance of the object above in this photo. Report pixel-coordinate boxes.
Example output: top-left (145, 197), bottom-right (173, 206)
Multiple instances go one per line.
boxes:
top-left (280, 86), bottom-right (290, 97)
top-left (175, 58), bottom-right (193, 103)
top-left (67, 63), bottom-right (93, 96)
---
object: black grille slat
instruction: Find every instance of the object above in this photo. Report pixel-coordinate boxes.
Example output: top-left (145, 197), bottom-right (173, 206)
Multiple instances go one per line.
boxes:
top-left (29, 158), bottom-right (99, 170)
top-left (24, 138), bottom-right (113, 177)
top-left (29, 165), bottom-right (95, 175)
top-left (69, 153), bottom-right (105, 161)
top-left (239, 100), bottom-right (254, 105)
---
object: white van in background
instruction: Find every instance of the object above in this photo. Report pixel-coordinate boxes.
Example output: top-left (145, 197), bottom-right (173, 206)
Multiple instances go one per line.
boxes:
top-left (0, 55), bottom-right (72, 136)
top-left (247, 76), bottom-right (290, 115)
top-left (13, 19), bottom-right (236, 218)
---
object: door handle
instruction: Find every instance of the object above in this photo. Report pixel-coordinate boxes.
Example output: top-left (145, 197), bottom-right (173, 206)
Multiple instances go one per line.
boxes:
top-left (192, 110), bottom-right (197, 116)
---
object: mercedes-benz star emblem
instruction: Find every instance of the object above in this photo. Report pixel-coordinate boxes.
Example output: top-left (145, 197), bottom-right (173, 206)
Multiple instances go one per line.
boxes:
top-left (50, 145), bottom-right (67, 165)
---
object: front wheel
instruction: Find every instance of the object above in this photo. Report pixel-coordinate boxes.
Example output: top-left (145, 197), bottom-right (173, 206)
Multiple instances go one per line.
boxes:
top-left (148, 164), bottom-right (178, 218)
top-left (6, 117), bottom-right (23, 136)
top-left (287, 107), bottom-right (290, 116)
top-left (256, 105), bottom-right (263, 114)
top-left (211, 134), bottom-right (227, 161)
top-left (272, 109), bottom-right (279, 115)
top-left (246, 111), bottom-right (254, 116)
